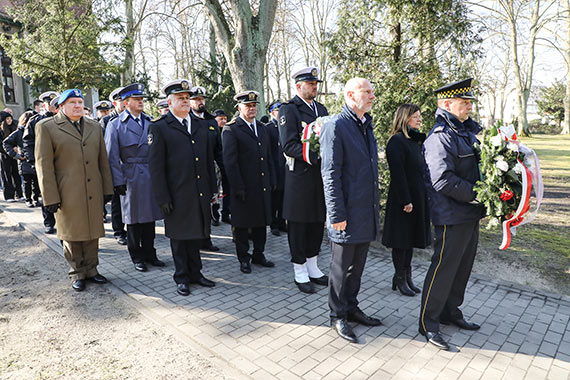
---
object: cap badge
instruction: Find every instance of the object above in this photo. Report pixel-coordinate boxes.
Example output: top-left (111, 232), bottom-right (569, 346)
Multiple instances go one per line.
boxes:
top-left (74, 90), bottom-right (80, 96)
top-left (311, 68), bottom-right (318, 76)
top-left (181, 80), bottom-right (189, 90)
top-left (248, 92), bottom-right (255, 100)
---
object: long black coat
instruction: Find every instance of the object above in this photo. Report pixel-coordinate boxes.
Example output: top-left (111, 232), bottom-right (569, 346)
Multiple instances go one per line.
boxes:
top-left (221, 117), bottom-right (275, 228)
top-left (278, 95), bottom-right (328, 223)
top-left (382, 130), bottom-right (431, 249)
top-left (148, 112), bottom-right (216, 240)
top-left (265, 118), bottom-right (285, 190)
top-left (22, 112), bottom-right (54, 166)
top-left (3, 126), bottom-right (35, 175)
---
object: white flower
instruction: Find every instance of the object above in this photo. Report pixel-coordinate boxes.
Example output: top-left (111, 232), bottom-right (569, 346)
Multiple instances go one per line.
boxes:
top-left (514, 165), bottom-right (522, 174)
top-left (490, 134), bottom-right (503, 147)
top-left (495, 158), bottom-right (509, 172)
top-left (506, 142), bottom-right (518, 152)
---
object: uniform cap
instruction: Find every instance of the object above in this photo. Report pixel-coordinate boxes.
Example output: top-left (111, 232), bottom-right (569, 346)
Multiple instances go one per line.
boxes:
top-left (291, 66), bottom-right (322, 83)
top-left (434, 78), bottom-right (477, 100)
top-left (50, 96), bottom-right (60, 108)
top-left (119, 83), bottom-right (147, 100)
top-left (94, 100), bottom-right (114, 110)
top-left (161, 79), bottom-right (193, 96)
top-left (156, 99), bottom-right (168, 109)
top-left (189, 86), bottom-right (207, 99)
top-left (39, 91), bottom-right (59, 103)
top-left (268, 100), bottom-right (281, 112)
top-left (234, 90), bottom-right (259, 104)
top-left (109, 87), bottom-right (124, 101)
top-left (213, 109), bottom-right (227, 117)
top-left (58, 89), bottom-right (84, 105)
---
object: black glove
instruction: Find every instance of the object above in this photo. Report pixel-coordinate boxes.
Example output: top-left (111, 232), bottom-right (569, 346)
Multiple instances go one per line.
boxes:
top-left (114, 184), bottom-right (127, 196)
top-left (160, 202), bottom-right (173, 216)
top-left (45, 203), bottom-right (61, 213)
top-left (104, 194), bottom-right (113, 203)
top-left (235, 189), bottom-right (246, 202)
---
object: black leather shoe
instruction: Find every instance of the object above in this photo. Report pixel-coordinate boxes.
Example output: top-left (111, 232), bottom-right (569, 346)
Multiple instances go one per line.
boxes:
top-left (177, 283), bottom-right (190, 296)
top-left (271, 228), bottom-right (280, 236)
top-left (44, 226), bottom-right (56, 234)
top-left (134, 262), bottom-right (147, 272)
top-left (116, 236), bottom-right (127, 245)
top-left (72, 279), bottom-right (86, 292)
top-left (221, 216), bottom-right (231, 224)
top-left (251, 257), bottom-right (275, 267)
top-left (331, 319), bottom-right (357, 343)
top-left (240, 262), bottom-right (252, 273)
top-left (90, 274), bottom-right (107, 284)
top-left (295, 280), bottom-right (316, 294)
top-left (440, 318), bottom-right (480, 330)
top-left (202, 244), bottom-right (220, 252)
top-left (212, 220), bottom-right (220, 226)
top-left (347, 309), bottom-right (382, 326)
top-left (309, 275), bottom-right (328, 286)
top-left (148, 258), bottom-right (166, 267)
top-left (191, 276), bottom-right (215, 287)
top-left (424, 331), bottom-right (450, 351)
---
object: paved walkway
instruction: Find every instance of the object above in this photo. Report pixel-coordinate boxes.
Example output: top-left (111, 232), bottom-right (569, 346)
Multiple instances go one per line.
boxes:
top-left (2, 199), bottom-right (570, 380)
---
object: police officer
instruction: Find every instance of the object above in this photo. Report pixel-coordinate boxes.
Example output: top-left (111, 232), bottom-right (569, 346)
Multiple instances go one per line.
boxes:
top-left (419, 78), bottom-right (486, 350)
top-left (93, 100), bottom-right (114, 121)
top-left (189, 86), bottom-right (224, 250)
top-left (265, 100), bottom-right (286, 236)
top-left (148, 79), bottom-right (216, 296)
top-left (222, 91), bottom-right (276, 274)
top-left (105, 83), bottom-right (165, 273)
top-left (278, 66), bottom-right (328, 294)
top-left (22, 91), bottom-right (59, 234)
top-left (102, 87), bottom-right (128, 246)
top-left (156, 99), bottom-right (169, 115)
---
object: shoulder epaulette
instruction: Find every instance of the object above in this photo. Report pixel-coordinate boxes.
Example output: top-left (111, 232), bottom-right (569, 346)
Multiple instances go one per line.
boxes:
top-left (433, 125), bottom-right (445, 133)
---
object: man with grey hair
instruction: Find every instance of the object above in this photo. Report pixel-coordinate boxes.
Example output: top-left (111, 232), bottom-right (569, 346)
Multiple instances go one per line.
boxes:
top-left (320, 77), bottom-right (381, 343)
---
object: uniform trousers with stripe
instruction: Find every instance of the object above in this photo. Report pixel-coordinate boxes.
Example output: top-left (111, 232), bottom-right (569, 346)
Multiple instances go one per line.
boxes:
top-left (420, 220), bottom-right (479, 333)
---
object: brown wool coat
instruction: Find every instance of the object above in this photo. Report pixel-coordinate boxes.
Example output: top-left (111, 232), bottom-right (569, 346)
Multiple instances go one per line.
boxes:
top-left (35, 112), bottom-right (114, 241)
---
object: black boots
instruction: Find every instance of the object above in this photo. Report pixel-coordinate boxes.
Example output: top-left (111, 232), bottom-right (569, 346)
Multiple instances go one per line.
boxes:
top-left (392, 269), bottom-right (415, 296)
top-left (406, 267), bottom-right (421, 293)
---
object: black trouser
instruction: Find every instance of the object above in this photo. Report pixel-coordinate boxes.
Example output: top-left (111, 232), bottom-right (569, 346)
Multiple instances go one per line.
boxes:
top-left (211, 203), bottom-right (220, 222)
top-left (1, 156), bottom-right (22, 200)
top-left (171, 239), bottom-right (203, 284)
top-left (287, 221), bottom-right (324, 264)
top-left (420, 220), bottom-right (479, 333)
top-left (111, 193), bottom-right (126, 238)
top-left (270, 189), bottom-right (285, 230)
top-left (126, 222), bottom-right (156, 264)
top-left (392, 248), bottom-right (413, 271)
top-left (22, 173), bottom-right (40, 202)
top-left (329, 241), bottom-right (370, 320)
top-left (221, 179), bottom-right (231, 221)
top-left (41, 204), bottom-right (55, 228)
top-left (233, 226), bottom-right (267, 263)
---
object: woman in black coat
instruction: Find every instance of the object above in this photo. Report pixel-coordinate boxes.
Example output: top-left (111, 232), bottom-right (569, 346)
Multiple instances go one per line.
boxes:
top-left (0, 111), bottom-right (23, 201)
top-left (382, 104), bottom-right (431, 296)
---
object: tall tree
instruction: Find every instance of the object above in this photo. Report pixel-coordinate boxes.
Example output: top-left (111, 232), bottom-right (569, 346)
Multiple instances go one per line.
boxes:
top-left (201, 0), bottom-right (279, 110)
top-left (564, 0), bottom-right (570, 134)
top-left (536, 80), bottom-right (566, 128)
top-left (0, 0), bottom-right (121, 90)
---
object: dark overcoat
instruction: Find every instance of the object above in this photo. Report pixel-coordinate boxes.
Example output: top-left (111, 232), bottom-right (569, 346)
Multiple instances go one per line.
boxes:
top-left (3, 126), bottom-right (35, 175)
top-left (105, 111), bottom-right (162, 224)
top-left (278, 95), bottom-right (328, 223)
top-left (265, 118), bottom-right (286, 190)
top-left (22, 112), bottom-right (54, 167)
top-left (382, 130), bottom-right (431, 249)
top-left (221, 117), bottom-right (275, 228)
top-left (148, 112), bottom-right (216, 240)
top-left (320, 105), bottom-right (379, 244)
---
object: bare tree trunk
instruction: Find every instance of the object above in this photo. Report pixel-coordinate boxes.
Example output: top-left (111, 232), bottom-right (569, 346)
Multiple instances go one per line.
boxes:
top-left (202, 0), bottom-right (278, 111)
top-left (122, 0), bottom-right (134, 84)
top-left (561, 0), bottom-right (570, 135)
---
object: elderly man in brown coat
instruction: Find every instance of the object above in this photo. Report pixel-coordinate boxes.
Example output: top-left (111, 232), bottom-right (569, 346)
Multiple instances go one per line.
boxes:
top-left (35, 89), bottom-right (114, 292)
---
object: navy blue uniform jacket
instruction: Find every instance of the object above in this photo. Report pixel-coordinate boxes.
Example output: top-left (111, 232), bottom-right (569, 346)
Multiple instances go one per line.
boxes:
top-left (423, 108), bottom-right (485, 225)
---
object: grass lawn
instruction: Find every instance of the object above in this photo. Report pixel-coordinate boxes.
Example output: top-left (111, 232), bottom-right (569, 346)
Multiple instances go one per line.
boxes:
top-left (477, 134), bottom-right (570, 294)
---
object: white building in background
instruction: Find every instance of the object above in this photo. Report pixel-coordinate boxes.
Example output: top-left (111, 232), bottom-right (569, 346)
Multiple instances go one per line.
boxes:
top-left (0, 3), bottom-right (32, 117)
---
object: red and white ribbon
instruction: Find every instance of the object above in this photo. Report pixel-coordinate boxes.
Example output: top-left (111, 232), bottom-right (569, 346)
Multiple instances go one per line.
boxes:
top-left (499, 160), bottom-right (532, 250)
top-left (302, 121), bottom-right (313, 165)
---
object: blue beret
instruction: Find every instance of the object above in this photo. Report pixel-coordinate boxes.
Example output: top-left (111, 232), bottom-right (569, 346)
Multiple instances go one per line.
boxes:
top-left (58, 89), bottom-right (84, 105)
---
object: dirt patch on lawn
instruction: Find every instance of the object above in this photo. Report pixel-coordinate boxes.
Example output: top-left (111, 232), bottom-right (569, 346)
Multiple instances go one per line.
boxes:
top-left (0, 213), bottom-right (232, 380)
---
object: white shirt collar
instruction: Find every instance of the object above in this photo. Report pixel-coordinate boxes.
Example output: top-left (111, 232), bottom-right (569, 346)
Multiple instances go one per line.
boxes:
top-left (172, 113), bottom-right (192, 133)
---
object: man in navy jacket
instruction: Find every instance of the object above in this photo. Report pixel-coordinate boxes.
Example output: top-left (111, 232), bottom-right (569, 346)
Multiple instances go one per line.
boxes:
top-left (419, 78), bottom-right (486, 351)
top-left (321, 78), bottom-right (381, 343)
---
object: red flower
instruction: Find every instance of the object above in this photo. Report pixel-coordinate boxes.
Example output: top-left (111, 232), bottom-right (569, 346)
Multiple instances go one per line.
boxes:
top-left (500, 190), bottom-right (514, 201)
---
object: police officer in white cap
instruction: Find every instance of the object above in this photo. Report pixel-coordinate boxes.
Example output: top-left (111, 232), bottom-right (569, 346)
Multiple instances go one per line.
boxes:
top-left (278, 66), bottom-right (329, 294)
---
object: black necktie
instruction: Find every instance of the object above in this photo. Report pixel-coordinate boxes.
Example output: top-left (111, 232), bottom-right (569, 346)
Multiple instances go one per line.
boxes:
top-left (311, 102), bottom-right (317, 115)
top-left (73, 121), bottom-right (82, 136)
top-left (134, 117), bottom-right (141, 126)
top-left (182, 119), bottom-right (189, 134)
